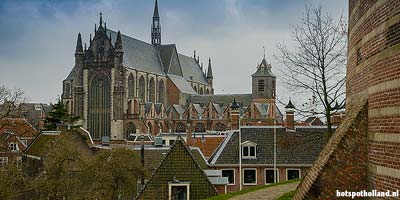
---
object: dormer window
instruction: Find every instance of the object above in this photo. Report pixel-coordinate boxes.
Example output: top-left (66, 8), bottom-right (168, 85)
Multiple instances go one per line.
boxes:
top-left (242, 141), bottom-right (257, 159)
top-left (9, 143), bottom-right (18, 152)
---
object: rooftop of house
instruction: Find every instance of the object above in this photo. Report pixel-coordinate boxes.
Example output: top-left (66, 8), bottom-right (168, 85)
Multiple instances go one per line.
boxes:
top-left (209, 126), bottom-right (335, 166)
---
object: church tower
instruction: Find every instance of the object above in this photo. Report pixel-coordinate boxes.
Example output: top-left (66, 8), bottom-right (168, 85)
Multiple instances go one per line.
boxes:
top-left (251, 57), bottom-right (276, 102)
top-left (151, 0), bottom-right (161, 45)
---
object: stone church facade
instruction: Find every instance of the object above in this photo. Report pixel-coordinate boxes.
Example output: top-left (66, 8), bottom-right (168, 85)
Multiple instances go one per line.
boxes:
top-left (62, 0), bottom-right (282, 141)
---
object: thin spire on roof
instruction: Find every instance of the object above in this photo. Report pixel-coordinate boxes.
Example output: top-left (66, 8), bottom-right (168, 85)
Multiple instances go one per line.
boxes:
top-left (115, 30), bottom-right (123, 51)
top-left (99, 12), bottom-right (103, 27)
top-left (207, 58), bottom-right (213, 78)
top-left (153, 0), bottom-right (159, 18)
top-left (75, 32), bottom-right (83, 53)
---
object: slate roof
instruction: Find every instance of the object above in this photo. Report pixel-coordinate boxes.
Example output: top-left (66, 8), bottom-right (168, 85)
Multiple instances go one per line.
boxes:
top-left (168, 74), bottom-right (197, 94)
top-left (252, 58), bottom-right (275, 77)
top-left (209, 127), bottom-right (332, 166)
top-left (107, 30), bottom-right (165, 75)
top-left (178, 54), bottom-right (208, 85)
top-left (137, 137), bottom-right (218, 200)
top-left (188, 94), bottom-right (252, 108)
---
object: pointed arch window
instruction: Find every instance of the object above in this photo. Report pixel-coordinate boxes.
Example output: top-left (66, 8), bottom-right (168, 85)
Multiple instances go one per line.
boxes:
top-left (128, 74), bottom-right (135, 99)
top-left (193, 86), bottom-right (198, 93)
top-left (194, 123), bottom-right (206, 132)
top-left (199, 88), bottom-right (204, 95)
top-left (174, 122), bottom-right (186, 133)
top-left (138, 76), bottom-right (146, 101)
top-left (149, 78), bottom-right (155, 103)
top-left (158, 80), bottom-right (165, 103)
top-left (206, 88), bottom-right (210, 95)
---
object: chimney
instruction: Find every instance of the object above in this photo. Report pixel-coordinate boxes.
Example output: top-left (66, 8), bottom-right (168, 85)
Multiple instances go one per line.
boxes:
top-left (230, 98), bottom-right (240, 130)
top-left (285, 99), bottom-right (295, 130)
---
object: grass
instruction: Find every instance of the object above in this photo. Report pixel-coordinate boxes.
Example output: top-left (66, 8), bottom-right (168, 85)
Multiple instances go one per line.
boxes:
top-left (277, 190), bottom-right (296, 200)
top-left (205, 179), bottom-right (300, 200)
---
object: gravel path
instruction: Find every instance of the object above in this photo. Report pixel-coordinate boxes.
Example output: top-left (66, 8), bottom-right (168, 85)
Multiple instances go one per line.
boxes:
top-left (229, 181), bottom-right (300, 200)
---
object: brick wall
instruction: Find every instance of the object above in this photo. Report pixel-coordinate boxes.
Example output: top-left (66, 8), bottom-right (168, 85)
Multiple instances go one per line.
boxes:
top-left (295, 0), bottom-right (400, 198)
top-left (347, 0), bottom-right (400, 193)
top-left (294, 103), bottom-right (368, 199)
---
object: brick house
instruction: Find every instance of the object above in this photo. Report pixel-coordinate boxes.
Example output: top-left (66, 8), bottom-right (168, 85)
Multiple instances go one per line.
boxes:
top-left (0, 118), bottom-right (38, 166)
top-left (136, 137), bottom-right (221, 199)
top-left (208, 126), bottom-right (332, 192)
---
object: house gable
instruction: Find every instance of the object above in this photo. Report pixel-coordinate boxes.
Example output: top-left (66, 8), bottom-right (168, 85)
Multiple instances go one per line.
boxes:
top-left (137, 137), bottom-right (218, 199)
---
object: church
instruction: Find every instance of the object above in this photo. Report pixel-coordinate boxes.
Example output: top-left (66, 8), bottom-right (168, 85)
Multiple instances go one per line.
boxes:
top-left (62, 0), bottom-right (281, 141)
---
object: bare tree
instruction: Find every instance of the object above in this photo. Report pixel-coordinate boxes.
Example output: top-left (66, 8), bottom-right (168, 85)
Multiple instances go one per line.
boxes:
top-left (276, 5), bottom-right (347, 136)
top-left (0, 85), bottom-right (26, 120)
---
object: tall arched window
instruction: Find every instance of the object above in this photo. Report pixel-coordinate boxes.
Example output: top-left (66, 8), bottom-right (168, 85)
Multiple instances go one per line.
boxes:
top-left (125, 122), bottom-right (136, 139)
top-left (174, 122), bottom-right (186, 133)
top-left (206, 88), bottom-right (210, 95)
top-left (149, 78), bottom-right (155, 103)
top-left (64, 82), bottom-right (71, 97)
top-left (128, 74), bottom-right (135, 99)
top-left (138, 76), bottom-right (145, 101)
top-left (199, 88), bottom-right (204, 95)
top-left (158, 80), bottom-right (165, 103)
top-left (214, 122), bottom-right (226, 131)
top-left (88, 73), bottom-right (111, 139)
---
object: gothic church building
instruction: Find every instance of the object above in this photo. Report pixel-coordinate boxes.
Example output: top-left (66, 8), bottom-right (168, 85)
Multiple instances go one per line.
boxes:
top-left (62, 0), bottom-right (213, 140)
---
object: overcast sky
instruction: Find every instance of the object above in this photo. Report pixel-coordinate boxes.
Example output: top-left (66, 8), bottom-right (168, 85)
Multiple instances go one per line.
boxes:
top-left (0, 0), bottom-right (347, 105)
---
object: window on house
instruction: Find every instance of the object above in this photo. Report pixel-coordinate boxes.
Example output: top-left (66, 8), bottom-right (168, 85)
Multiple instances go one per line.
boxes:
top-left (169, 182), bottom-right (190, 200)
top-left (9, 143), bottom-right (18, 152)
top-left (169, 140), bottom-right (175, 145)
top-left (258, 80), bottom-right (265, 92)
top-left (287, 169), bottom-right (301, 180)
top-left (265, 169), bottom-right (279, 184)
top-left (222, 169), bottom-right (235, 185)
top-left (242, 142), bottom-right (257, 159)
top-left (0, 157), bottom-right (8, 165)
top-left (243, 169), bottom-right (257, 185)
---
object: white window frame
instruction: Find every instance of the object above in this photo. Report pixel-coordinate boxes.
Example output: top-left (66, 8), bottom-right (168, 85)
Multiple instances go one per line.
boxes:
top-left (242, 141), bottom-right (257, 159)
top-left (168, 182), bottom-right (190, 200)
top-left (9, 142), bottom-right (18, 152)
top-left (221, 168), bottom-right (235, 185)
top-left (0, 157), bottom-right (8, 165)
top-left (264, 168), bottom-right (279, 185)
top-left (242, 168), bottom-right (257, 185)
top-left (286, 168), bottom-right (301, 181)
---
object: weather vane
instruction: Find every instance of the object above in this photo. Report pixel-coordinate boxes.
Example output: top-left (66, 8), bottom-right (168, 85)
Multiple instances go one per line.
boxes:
top-left (263, 46), bottom-right (266, 59)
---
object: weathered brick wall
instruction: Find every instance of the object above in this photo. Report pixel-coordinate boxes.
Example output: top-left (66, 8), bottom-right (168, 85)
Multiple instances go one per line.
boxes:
top-left (295, 1), bottom-right (400, 199)
top-left (293, 103), bottom-right (368, 200)
top-left (347, 0), bottom-right (400, 194)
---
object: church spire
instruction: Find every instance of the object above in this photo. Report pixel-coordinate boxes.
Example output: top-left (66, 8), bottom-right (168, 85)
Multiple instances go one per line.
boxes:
top-left (75, 32), bottom-right (83, 54)
top-left (151, 0), bottom-right (161, 45)
top-left (153, 0), bottom-right (159, 18)
top-left (207, 58), bottom-right (213, 79)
